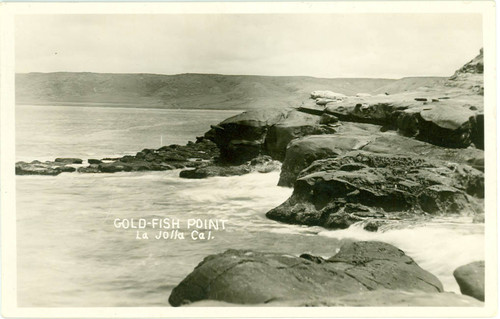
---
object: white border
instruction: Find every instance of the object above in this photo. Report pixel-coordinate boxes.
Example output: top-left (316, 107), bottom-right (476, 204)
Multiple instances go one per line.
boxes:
top-left (0, 1), bottom-right (497, 318)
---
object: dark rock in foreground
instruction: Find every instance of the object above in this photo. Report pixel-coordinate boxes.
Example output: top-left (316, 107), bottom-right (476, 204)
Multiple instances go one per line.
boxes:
top-left (453, 261), bottom-right (485, 301)
top-left (168, 241), bottom-right (443, 306)
top-left (268, 151), bottom-right (484, 230)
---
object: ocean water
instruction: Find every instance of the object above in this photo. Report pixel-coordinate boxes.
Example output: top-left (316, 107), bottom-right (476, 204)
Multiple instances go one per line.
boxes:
top-left (16, 105), bottom-right (484, 307)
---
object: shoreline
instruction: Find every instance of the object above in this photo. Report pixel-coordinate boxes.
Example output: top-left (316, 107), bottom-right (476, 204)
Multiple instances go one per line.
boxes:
top-left (14, 49), bottom-right (486, 307)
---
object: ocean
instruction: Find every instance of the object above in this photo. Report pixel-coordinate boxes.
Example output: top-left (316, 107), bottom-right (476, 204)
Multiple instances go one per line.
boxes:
top-left (16, 104), bottom-right (484, 307)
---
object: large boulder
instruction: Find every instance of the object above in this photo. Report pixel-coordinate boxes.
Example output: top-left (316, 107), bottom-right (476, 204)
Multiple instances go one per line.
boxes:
top-left (207, 108), bottom-right (291, 164)
top-left (416, 102), bottom-right (477, 148)
top-left (453, 261), bottom-right (485, 301)
top-left (207, 108), bottom-right (340, 164)
top-left (168, 241), bottom-right (443, 306)
top-left (268, 151), bottom-right (484, 230)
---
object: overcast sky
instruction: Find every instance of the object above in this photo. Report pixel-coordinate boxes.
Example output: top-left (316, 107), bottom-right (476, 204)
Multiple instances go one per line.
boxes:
top-left (16, 14), bottom-right (482, 79)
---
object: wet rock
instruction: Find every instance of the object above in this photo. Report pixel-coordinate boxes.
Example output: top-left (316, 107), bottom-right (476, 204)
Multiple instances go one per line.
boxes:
top-left (88, 159), bottom-right (102, 164)
top-left (179, 155), bottom-right (280, 179)
top-left (97, 161), bottom-right (175, 173)
top-left (179, 165), bottom-right (251, 179)
top-left (363, 220), bottom-right (383, 232)
top-left (268, 151), bottom-right (483, 229)
top-left (168, 241), bottom-right (443, 306)
top-left (75, 139), bottom-right (217, 174)
top-left (16, 161), bottom-right (76, 176)
top-left (77, 164), bottom-right (100, 173)
top-left (453, 261), bottom-right (485, 301)
top-left (54, 158), bottom-right (82, 164)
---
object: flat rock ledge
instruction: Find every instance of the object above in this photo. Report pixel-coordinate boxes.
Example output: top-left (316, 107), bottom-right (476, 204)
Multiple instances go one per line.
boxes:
top-left (453, 261), bottom-right (485, 301)
top-left (168, 241), bottom-right (443, 306)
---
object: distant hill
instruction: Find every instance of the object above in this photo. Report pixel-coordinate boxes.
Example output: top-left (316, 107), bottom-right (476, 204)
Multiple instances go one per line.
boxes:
top-left (15, 72), bottom-right (447, 110)
top-left (371, 77), bottom-right (447, 95)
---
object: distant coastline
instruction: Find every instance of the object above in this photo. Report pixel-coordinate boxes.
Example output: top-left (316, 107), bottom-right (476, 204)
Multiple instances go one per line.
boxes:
top-left (15, 72), bottom-right (446, 110)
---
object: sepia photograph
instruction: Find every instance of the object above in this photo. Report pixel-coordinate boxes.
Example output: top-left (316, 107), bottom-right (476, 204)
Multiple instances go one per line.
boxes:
top-left (0, 1), bottom-right (497, 317)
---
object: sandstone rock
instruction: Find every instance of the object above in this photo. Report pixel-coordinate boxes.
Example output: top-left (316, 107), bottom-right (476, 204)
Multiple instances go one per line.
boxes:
top-left (453, 261), bottom-right (485, 301)
top-left (268, 151), bottom-right (483, 229)
top-left (206, 108), bottom-right (291, 164)
top-left (207, 108), bottom-right (340, 164)
top-left (311, 90), bottom-right (346, 100)
top-left (168, 241), bottom-right (442, 306)
top-left (265, 124), bottom-right (336, 161)
top-left (278, 133), bottom-right (376, 187)
top-left (417, 103), bottom-right (476, 148)
top-left (446, 49), bottom-right (484, 95)
top-left (320, 93), bottom-right (483, 150)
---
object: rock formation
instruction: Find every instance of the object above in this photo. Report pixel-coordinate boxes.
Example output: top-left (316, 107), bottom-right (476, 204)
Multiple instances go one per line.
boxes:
top-left (454, 261), bottom-right (485, 301)
top-left (169, 241), bottom-right (443, 306)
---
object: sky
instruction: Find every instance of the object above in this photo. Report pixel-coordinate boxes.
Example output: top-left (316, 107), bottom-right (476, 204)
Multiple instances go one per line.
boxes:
top-left (16, 14), bottom-right (483, 79)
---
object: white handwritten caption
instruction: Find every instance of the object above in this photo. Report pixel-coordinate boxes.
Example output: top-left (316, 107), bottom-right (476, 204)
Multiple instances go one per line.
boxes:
top-left (113, 218), bottom-right (227, 240)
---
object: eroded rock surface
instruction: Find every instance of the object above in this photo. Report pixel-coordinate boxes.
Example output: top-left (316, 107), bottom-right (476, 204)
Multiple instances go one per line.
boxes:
top-left (268, 151), bottom-right (484, 230)
top-left (168, 241), bottom-right (443, 306)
